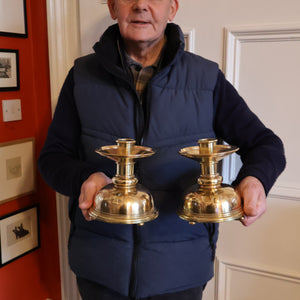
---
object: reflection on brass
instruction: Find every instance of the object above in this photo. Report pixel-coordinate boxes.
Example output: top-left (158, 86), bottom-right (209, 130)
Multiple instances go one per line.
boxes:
top-left (89, 139), bottom-right (158, 225)
top-left (178, 138), bottom-right (243, 223)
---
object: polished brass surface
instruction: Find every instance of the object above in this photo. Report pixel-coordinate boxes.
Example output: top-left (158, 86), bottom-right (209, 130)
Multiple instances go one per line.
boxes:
top-left (178, 138), bottom-right (243, 223)
top-left (89, 139), bottom-right (158, 225)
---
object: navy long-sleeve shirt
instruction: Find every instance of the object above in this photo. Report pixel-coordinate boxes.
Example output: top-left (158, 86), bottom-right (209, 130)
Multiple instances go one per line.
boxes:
top-left (39, 68), bottom-right (286, 197)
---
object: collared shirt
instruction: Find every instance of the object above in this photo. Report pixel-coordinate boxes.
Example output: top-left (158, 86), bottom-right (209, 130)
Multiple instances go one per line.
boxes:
top-left (126, 54), bottom-right (160, 100)
top-left (125, 38), bottom-right (166, 100)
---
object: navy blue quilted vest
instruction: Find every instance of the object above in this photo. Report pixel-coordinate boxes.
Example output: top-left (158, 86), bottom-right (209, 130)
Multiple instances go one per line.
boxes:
top-left (68, 24), bottom-right (220, 298)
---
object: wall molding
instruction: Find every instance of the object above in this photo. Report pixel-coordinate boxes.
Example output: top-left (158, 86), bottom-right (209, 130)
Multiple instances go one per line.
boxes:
top-left (183, 27), bottom-right (195, 53)
top-left (46, 0), bottom-right (81, 299)
top-left (215, 257), bottom-right (300, 300)
top-left (221, 153), bottom-right (240, 185)
top-left (269, 185), bottom-right (300, 201)
top-left (222, 23), bottom-right (300, 88)
top-left (46, 0), bottom-right (81, 114)
top-left (221, 23), bottom-right (300, 199)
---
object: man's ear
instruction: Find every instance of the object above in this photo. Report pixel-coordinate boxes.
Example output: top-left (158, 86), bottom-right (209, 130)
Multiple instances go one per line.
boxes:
top-left (107, 0), bottom-right (117, 20)
top-left (168, 0), bottom-right (179, 22)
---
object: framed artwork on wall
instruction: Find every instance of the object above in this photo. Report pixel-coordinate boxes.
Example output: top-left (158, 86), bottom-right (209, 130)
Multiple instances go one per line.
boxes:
top-left (0, 138), bottom-right (36, 204)
top-left (0, 0), bottom-right (27, 38)
top-left (0, 49), bottom-right (20, 91)
top-left (0, 205), bottom-right (40, 267)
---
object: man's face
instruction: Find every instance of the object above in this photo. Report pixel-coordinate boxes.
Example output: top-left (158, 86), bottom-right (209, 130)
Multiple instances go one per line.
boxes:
top-left (108, 0), bottom-right (178, 48)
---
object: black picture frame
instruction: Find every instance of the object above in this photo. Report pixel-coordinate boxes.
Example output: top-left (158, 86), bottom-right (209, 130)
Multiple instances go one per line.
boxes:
top-left (0, 49), bottom-right (20, 91)
top-left (0, 204), bottom-right (40, 267)
top-left (0, 0), bottom-right (28, 38)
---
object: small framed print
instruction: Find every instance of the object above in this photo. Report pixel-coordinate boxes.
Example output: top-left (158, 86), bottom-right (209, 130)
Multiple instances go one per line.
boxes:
top-left (0, 49), bottom-right (20, 91)
top-left (0, 0), bottom-right (28, 38)
top-left (0, 138), bottom-right (36, 204)
top-left (0, 205), bottom-right (40, 267)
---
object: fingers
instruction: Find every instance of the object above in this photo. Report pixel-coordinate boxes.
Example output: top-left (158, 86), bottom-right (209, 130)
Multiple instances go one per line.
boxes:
top-left (236, 176), bottom-right (267, 227)
top-left (79, 172), bottom-right (112, 221)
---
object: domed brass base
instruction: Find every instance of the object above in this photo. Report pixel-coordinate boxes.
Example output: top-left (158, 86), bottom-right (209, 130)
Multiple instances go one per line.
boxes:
top-left (178, 185), bottom-right (243, 223)
top-left (178, 138), bottom-right (243, 224)
top-left (88, 139), bottom-right (158, 225)
top-left (89, 183), bottom-right (158, 225)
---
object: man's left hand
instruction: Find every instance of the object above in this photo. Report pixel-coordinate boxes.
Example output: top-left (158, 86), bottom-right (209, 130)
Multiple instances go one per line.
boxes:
top-left (235, 176), bottom-right (267, 226)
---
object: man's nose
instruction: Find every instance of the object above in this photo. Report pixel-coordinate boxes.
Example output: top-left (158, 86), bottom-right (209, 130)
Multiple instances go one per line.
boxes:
top-left (132, 0), bottom-right (149, 11)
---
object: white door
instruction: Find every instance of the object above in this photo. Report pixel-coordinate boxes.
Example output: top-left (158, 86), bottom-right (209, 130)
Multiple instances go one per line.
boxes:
top-left (47, 1), bottom-right (300, 299)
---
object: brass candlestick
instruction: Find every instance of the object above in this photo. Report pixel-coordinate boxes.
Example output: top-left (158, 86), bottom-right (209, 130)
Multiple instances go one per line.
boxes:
top-left (89, 138), bottom-right (158, 225)
top-left (178, 138), bottom-right (243, 223)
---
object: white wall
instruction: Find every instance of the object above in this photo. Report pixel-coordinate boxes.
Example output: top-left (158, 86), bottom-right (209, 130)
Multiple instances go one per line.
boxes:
top-left (79, 0), bottom-right (300, 65)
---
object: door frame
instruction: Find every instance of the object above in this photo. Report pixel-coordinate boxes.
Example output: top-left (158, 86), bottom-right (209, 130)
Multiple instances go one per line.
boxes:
top-left (46, 0), bottom-right (81, 299)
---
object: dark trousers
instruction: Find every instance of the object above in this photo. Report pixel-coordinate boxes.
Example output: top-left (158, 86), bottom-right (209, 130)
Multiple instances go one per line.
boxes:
top-left (77, 277), bottom-right (203, 300)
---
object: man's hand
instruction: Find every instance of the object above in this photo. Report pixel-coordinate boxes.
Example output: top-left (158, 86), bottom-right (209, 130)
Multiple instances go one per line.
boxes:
top-left (235, 176), bottom-right (267, 226)
top-left (79, 172), bottom-right (112, 221)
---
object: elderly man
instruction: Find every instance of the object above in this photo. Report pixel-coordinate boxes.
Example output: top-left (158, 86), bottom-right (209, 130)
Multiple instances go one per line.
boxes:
top-left (38, 0), bottom-right (285, 299)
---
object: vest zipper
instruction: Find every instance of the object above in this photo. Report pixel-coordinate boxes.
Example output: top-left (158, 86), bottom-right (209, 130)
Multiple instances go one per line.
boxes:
top-left (116, 41), bottom-right (147, 297)
top-left (128, 86), bottom-right (145, 300)
top-left (204, 223), bottom-right (217, 261)
top-left (136, 100), bottom-right (145, 145)
top-left (129, 77), bottom-right (152, 299)
top-left (129, 224), bottom-right (140, 299)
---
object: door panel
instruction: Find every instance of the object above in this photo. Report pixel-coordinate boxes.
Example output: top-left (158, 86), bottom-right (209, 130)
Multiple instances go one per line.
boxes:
top-left (210, 24), bottom-right (300, 300)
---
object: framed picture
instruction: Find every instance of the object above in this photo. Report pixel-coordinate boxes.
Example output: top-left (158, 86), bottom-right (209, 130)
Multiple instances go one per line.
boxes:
top-left (0, 49), bottom-right (20, 91)
top-left (0, 205), bottom-right (39, 267)
top-left (0, 0), bottom-right (27, 38)
top-left (0, 138), bottom-right (36, 204)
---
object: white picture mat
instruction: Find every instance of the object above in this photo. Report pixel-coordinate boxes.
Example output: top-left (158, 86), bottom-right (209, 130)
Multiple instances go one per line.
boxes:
top-left (0, 139), bottom-right (35, 203)
top-left (0, 50), bottom-right (18, 89)
top-left (0, 206), bottom-right (38, 264)
top-left (0, 0), bottom-right (26, 35)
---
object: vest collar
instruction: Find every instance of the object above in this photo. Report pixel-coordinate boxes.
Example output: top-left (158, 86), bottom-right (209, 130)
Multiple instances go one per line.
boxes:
top-left (92, 23), bottom-right (185, 78)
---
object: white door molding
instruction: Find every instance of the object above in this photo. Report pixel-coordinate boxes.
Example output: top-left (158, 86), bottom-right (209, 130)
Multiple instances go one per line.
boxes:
top-left (46, 0), bottom-right (81, 114)
top-left (46, 0), bottom-right (81, 299)
top-left (215, 257), bottom-right (300, 300)
top-left (222, 23), bottom-right (300, 200)
top-left (217, 23), bottom-right (300, 300)
top-left (222, 23), bottom-right (300, 88)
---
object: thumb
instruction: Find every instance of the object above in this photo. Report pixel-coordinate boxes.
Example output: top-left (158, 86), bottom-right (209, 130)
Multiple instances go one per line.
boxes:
top-left (79, 179), bottom-right (99, 210)
top-left (243, 195), bottom-right (259, 217)
top-left (236, 176), bottom-right (266, 221)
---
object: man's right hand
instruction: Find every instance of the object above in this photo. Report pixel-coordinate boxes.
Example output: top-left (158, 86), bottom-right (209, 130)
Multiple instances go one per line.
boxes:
top-left (78, 172), bottom-right (112, 221)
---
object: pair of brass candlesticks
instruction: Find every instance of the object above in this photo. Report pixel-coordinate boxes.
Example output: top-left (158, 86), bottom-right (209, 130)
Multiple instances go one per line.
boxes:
top-left (89, 138), bottom-right (243, 225)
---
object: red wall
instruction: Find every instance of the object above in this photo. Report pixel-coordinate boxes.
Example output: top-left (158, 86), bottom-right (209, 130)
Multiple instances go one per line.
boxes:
top-left (0, 1), bottom-right (61, 299)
